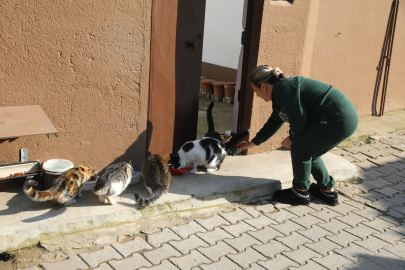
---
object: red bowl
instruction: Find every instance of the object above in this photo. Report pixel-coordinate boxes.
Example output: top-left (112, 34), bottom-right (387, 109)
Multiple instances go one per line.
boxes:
top-left (169, 165), bottom-right (187, 175)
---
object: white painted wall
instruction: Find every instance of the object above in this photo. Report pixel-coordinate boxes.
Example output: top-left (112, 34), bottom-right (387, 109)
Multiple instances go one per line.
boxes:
top-left (202, 0), bottom-right (244, 69)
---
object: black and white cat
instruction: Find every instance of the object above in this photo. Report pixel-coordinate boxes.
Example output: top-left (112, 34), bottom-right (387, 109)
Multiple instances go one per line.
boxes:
top-left (170, 129), bottom-right (251, 174)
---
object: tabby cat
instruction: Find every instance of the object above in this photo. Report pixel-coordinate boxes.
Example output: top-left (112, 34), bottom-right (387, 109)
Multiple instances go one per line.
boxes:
top-left (23, 165), bottom-right (97, 206)
top-left (134, 154), bottom-right (171, 207)
top-left (170, 129), bottom-right (251, 174)
top-left (92, 162), bottom-right (133, 205)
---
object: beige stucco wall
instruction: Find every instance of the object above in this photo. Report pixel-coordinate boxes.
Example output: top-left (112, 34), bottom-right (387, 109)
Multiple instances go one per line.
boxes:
top-left (249, 0), bottom-right (405, 154)
top-left (310, 0), bottom-right (405, 117)
top-left (249, 0), bottom-right (313, 154)
top-left (0, 1), bottom-right (152, 171)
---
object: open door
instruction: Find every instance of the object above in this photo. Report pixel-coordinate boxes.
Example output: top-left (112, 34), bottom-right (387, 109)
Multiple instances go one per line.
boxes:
top-left (172, 0), bottom-right (206, 153)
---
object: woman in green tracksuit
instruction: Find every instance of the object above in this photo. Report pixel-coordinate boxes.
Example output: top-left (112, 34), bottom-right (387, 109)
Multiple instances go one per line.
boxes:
top-left (236, 65), bottom-right (358, 206)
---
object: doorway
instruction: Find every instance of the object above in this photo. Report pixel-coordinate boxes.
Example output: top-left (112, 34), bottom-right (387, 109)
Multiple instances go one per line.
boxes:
top-left (147, 0), bottom-right (264, 160)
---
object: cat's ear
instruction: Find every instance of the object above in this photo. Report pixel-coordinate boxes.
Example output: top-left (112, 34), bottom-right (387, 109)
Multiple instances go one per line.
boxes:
top-left (169, 153), bottom-right (175, 162)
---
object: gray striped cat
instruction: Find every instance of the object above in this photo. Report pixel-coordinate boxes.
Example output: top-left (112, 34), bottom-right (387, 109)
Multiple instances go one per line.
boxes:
top-left (93, 162), bottom-right (133, 205)
top-left (135, 154), bottom-right (171, 207)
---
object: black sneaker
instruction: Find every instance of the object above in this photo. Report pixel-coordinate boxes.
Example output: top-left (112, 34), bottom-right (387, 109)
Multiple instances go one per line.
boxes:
top-left (309, 183), bottom-right (339, 206)
top-left (272, 187), bottom-right (310, 206)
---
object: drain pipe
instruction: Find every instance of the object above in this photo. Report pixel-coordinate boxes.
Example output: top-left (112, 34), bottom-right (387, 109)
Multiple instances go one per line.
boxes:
top-left (379, 0), bottom-right (399, 116)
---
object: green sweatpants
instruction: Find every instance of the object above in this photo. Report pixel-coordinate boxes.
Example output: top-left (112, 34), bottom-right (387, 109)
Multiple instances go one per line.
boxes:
top-left (290, 101), bottom-right (359, 191)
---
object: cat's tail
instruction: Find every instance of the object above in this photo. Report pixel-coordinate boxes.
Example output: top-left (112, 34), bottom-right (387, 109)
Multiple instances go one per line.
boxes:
top-left (206, 102), bottom-right (215, 132)
top-left (134, 189), bottom-right (164, 207)
top-left (93, 183), bottom-right (107, 196)
top-left (225, 129), bottom-right (252, 150)
top-left (23, 180), bottom-right (56, 202)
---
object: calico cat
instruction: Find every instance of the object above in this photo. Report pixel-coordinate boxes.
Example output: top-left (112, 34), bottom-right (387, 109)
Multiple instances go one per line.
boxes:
top-left (204, 102), bottom-right (232, 143)
top-left (23, 165), bottom-right (97, 206)
top-left (92, 162), bottom-right (133, 205)
top-left (170, 129), bottom-right (251, 174)
top-left (134, 154), bottom-right (171, 207)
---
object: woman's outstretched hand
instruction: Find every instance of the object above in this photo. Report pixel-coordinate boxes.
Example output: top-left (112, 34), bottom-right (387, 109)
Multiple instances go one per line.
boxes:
top-left (235, 141), bottom-right (256, 151)
top-left (281, 137), bottom-right (292, 149)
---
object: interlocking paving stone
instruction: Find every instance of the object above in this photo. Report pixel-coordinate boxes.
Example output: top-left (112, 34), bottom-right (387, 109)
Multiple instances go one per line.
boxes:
top-left (361, 248), bottom-right (405, 268)
top-left (340, 257), bottom-right (385, 270)
top-left (333, 243), bottom-right (374, 262)
top-left (79, 246), bottom-right (122, 268)
top-left (390, 223), bottom-right (405, 236)
top-left (247, 225), bottom-right (283, 243)
top-left (275, 231), bottom-right (312, 250)
top-left (358, 169), bottom-right (387, 180)
top-left (138, 260), bottom-right (178, 270)
top-left (286, 205), bottom-right (317, 217)
top-left (195, 215), bottom-right (230, 230)
top-left (374, 186), bottom-right (401, 197)
top-left (270, 219), bottom-right (305, 236)
top-left (352, 207), bottom-right (383, 220)
top-left (227, 247), bottom-right (267, 268)
top-left (366, 199), bottom-right (398, 212)
top-left (199, 256), bottom-right (242, 270)
top-left (265, 209), bottom-right (298, 223)
top-left (331, 148), bottom-right (349, 156)
top-left (147, 228), bottom-right (182, 248)
top-left (169, 235), bottom-right (209, 254)
top-left (326, 231), bottom-right (362, 247)
top-left (384, 195), bottom-right (405, 206)
top-left (307, 201), bottom-right (328, 211)
top-left (197, 240), bottom-right (237, 261)
top-left (392, 206), bottom-right (405, 215)
top-left (348, 153), bottom-right (369, 162)
top-left (318, 218), bottom-right (351, 234)
top-left (345, 146), bottom-right (364, 154)
top-left (282, 245), bottom-right (322, 264)
top-left (374, 164), bottom-right (399, 175)
top-left (272, 202), bottom-right (291, 209)
top-left (169, 250), bottom-right (211, 270)
top-left (378, 214), bottom-right (401, 226)
top-left (297, 224), bottom-right (333, 241)
top-left (219, 208), bottom-right (252, 224)
top-left (389, 162), bottom-right (405, 170)
top-left (368, 156), bottom-right (401, 165)
top-left (223, 233), bottom-right (262, 252)
top-left (254, 204), bottom-right (276, 214)
top-left (290, 214), bottom-right (324, 229)
top-left (335, 212), bottom-right (368, 227)
top-left (196, 227), bottom-right (234, 245)
top-left (304, 238), bottom-right (341, 255)
top-left (352, 195), bottom-right (373, 204)
top-left (386, 208), bottom-right (405, 219)
top-left (257, 254), bottom-right (298, 269)
top-left (309, 208), bottom-right (342, 222)
top-left (143, 243), bottom-right (181, 265)
top-left (22, 267), bottom-right (39, 270)
top-left (391, 182), bottom-right (405, 192)
top-left (40, 255), bottom-right (89, 270)
top-left (383, 240), bottom-right (405, 259)
top-left (373, 229), bottom-right (405, 244)
top-left (93, 263), bottom-right (113, 270)
top-left (361, 217), bottom-right (397, 232)
top-left (108, 253), bottom-right (151, 270)
top-left (358, 190), bottom-right (388, 202)
top-left (170, 221), bottom-right (207, 239)
top-left (220, 221), bottom-right (256, 237)
top-left (291, 260), bottom-right (328, 270)
top-left (396, 170), bottom-right (405, 178)
top-left (112, 237), bottom-right (153, 257)
top-left (252, 240), bottom-right (291, 258)
top-left (354, 235), bottom-right (391, 252)
top-left (342, 199), bottom-right (365, 209)
top-left (326, 203), bottom-right (358, 215)
top-left (382, 174), bottom-right (405, 184)
top-left (356, 160), bottom-right (378, 171)
top-left (344, 223), bottom-right (379, 240)
top-left (243, 215), bottom-right (276, 229)
top-left (240, 206), bottom-right (261, 218)
top-left (244, 263), bottom-right (267, 270)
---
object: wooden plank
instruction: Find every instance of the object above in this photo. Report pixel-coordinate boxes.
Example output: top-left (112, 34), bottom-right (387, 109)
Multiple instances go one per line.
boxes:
top-left (0, 105), bottom-right (57, 139)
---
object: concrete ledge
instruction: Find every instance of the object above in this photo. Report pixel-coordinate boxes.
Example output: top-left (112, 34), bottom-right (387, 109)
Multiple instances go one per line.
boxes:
top-left (0, 149), bottom-right (356, 252)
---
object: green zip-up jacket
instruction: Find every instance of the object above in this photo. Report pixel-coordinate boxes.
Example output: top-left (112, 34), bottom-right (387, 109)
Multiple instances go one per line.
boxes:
top-left (251, 76), bottom-right (351, 146)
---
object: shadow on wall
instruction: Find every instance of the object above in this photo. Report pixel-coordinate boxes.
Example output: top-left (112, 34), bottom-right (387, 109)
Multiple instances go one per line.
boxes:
top-left (102, 120), bottom-right (153, 174)
top-left (372, 1), bottom-right (398, 116)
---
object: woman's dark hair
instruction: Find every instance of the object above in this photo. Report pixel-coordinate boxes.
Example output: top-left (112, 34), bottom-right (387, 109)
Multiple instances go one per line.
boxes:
top-left (249, 65), bottom-right (285, 88)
